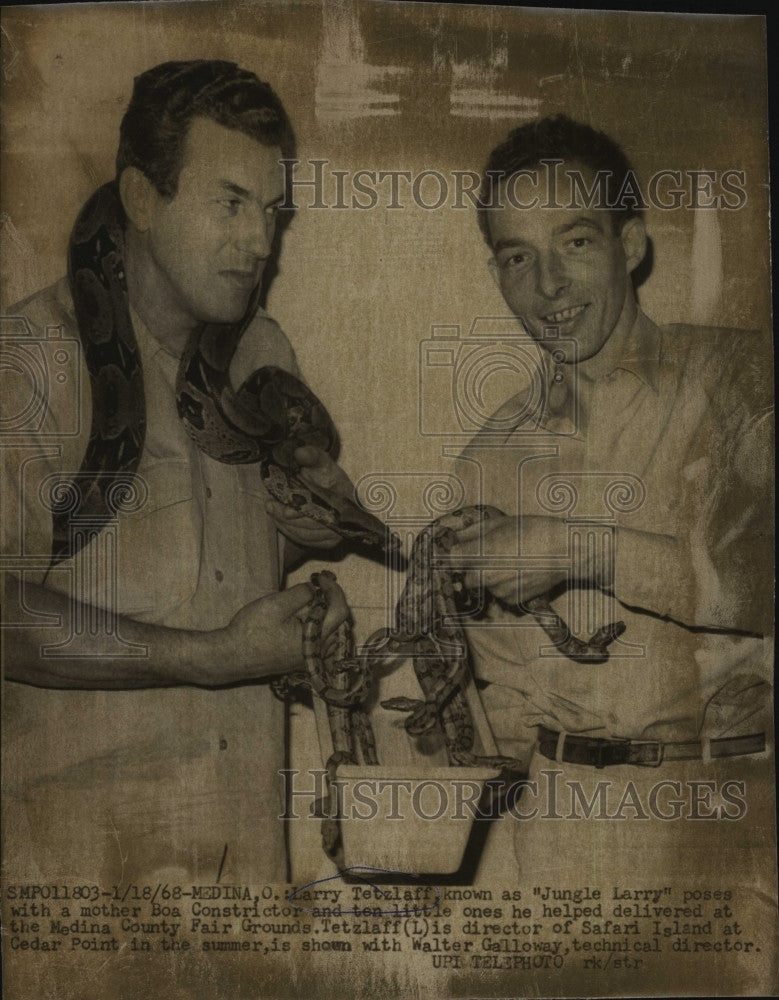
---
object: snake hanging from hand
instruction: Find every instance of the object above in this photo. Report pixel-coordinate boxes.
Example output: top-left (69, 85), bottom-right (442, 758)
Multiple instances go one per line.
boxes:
top-left (379, 506), bottom-right (626, 766)
top-left (56, 181), bottom-right (399, 564)
top-left (271, 571), bottom-right (378, 862)
top-left (285, 506), bottom-right (625, 777)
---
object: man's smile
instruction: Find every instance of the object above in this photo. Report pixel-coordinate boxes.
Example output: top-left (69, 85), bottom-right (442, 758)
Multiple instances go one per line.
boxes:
top-left (540, 303), bottom-right (589, 324)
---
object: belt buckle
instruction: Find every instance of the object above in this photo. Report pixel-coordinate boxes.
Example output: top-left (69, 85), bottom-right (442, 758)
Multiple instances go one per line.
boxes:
top-left (630, 740), bottom-right (665, 767)
top-left (594, 738), bottom-right (630, 768)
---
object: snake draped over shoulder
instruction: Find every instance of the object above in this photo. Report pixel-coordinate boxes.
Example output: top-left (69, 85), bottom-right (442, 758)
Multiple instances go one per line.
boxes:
top-left (59, 181), bottom-right (399, 563)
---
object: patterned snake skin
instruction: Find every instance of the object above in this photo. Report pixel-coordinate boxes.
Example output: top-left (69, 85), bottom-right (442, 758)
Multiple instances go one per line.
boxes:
top-left (63, 181), bottom-right (400, 562)
top-left (282, 504), bottom-right (625, 808)
top-left (379, 506), bottom-right (625, 766)
top-left (272, 571), bottom-right (377, 860)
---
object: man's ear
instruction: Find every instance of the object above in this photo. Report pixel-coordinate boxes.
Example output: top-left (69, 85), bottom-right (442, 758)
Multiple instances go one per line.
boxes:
top-left (620, 217), bottom-right (647, 275)
top-left (119, 167), bottom-right (156, 233)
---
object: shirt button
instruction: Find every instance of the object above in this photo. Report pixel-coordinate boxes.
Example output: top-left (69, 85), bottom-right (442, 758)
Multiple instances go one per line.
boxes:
top-left (215, 570), bottom-right (224, 583)
top-left (205, 487), bottom-right (212, 499)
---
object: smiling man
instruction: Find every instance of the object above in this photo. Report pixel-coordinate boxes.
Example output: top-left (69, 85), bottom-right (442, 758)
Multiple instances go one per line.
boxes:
top-left (1, 61), bottom-right (356, 884)
top-left (487, 190), bottom-right (644, 364)
top-left (449, 116), bottom-right (774, 934)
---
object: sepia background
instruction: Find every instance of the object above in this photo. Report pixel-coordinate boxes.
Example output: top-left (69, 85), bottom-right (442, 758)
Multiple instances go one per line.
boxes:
top-left (2, 0), bottom-right (772, 679)
top-left (1, 2), bottom-right (774, 998)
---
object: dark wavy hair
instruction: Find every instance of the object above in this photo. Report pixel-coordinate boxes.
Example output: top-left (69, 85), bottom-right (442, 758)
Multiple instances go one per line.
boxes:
top-left (477, 114), bottom-right (642, 245)
top-left (116, 60), bottom-right (296, 198)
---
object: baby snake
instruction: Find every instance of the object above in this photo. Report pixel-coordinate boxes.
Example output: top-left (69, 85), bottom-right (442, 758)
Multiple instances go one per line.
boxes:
top-left (285, 504), bottom-right (625, 773)
top-left (379, 505), bottom-right (625, 766)
top-left (271, 571), bottom-right (377, 861)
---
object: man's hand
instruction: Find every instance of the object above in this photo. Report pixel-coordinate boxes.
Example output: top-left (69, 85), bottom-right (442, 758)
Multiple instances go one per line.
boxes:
top-left (3, 572), bottom-right (348, 690)
top-left (218, 574), bottom-right (349, 685)
top-left (265, 445), bottom-right (356, 549)
top-left (440, 512), bottom-right (601, 607)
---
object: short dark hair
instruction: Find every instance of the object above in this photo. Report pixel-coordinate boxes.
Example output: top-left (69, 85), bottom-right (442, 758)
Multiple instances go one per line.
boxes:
top-left (116, 60), bottom-right (296, 198)
top-left (477, 114), bottom-right (642, 245)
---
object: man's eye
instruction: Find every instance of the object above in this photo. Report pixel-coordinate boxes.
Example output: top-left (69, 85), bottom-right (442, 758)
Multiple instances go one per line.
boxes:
top-left (219, 198), bottom-right (241, 214)
top-left (568, 236), bottom-right (591, 249)
top-left (265, 203), bottom-right (281, 218)
top-left (499, 252), bottom-right (528, 270)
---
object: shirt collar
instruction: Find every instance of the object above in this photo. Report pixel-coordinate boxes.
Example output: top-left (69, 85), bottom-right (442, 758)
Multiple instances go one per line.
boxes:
top-left (574, 306), bottom-right (661, 394)
top-left (129, 305), bottom-right (180, 368)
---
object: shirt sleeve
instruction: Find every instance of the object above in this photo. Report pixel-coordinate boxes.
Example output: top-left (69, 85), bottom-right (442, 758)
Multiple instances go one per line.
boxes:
top-left (699, 406), bottom-right (774, 634)
top-left (1, 303), bottom-right (87, 586)
top-left (693, 330), bottom-right (773, 633)
top-left (615, 329), bottom-right (773, 634)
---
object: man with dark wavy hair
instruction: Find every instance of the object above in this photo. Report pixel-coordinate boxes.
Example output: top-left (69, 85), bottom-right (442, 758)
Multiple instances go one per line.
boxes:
top-left (476, 113), bottom-right (642, 242)
top-left (450, 115), bottom-right (773, 925)
top-left (116, 60), bottom-right (297, 198)
top-left (2, 61), bottom-right (354, 883)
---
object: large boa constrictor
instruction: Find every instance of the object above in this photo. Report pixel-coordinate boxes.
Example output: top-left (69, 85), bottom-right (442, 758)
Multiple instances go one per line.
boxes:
top-left (56, 181), bottom-right (399, 563)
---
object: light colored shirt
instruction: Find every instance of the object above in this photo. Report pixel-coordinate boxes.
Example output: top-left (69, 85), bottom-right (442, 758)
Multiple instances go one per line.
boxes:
top-left (2, 276), bottom-right (300, 882)
top-left (456, 309), bottom-right (773, 754)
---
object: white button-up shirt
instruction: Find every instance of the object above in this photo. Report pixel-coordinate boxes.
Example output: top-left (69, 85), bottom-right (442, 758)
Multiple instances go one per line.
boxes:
top-left (456, 310), bottom-right (773, 756)
top-left (2, 277), bottom-right (301, 882)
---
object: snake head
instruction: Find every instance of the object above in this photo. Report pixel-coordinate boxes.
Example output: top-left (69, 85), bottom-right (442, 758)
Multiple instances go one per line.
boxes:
top-left (381, 696), bottom-right (423, 714)
top-left (405, 703), bottom-right (439, 736)
top-left (296, 477), bottom-right (405, 560)
top-left (563, 620), bottom-right (627, 664)
top-left (380, 697), bottom-right (439, 736)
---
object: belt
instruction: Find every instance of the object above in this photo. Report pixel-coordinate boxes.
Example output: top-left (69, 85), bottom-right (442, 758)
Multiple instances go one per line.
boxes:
top-left (537, 726), bottom-right (766, 769)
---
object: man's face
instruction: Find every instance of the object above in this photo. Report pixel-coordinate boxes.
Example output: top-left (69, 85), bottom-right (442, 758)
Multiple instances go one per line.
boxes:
top-left (144, 117), bottom-right (286, 326)
top-left (487, 164), bottom-right (643, 362)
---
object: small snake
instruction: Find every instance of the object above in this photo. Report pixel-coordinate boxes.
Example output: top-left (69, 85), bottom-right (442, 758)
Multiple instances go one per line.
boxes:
top-left (273, 508), bottom-right (625, 854)
top-left (380, 506), bottom-right (625, 766)
top-left (271, 571), bottom-right (377, 860)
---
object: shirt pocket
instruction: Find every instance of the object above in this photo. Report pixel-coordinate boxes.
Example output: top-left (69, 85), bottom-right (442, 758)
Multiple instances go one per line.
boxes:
top-left (111, 458), bottom-right (201, 621)
top-left (236, 469), bottom-right (284, 594)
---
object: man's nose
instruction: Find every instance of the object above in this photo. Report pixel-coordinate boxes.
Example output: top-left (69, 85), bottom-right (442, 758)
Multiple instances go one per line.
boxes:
top-left (235, 203), bottom-right (273, 258)
top-left (536, 250), bottom-right (570, 299)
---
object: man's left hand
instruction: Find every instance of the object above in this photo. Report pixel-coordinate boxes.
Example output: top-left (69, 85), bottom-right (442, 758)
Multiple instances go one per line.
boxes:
top-left (265, 445), bottom-right (355, 549)
top-left (440, 511), bottom-right (600, 606)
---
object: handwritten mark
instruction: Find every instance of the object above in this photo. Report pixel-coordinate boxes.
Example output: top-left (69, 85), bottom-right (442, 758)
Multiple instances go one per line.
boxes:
top-left (288, 866), bottom-right (441, 915)
top-left (216, 844), bottom-right (228, 884)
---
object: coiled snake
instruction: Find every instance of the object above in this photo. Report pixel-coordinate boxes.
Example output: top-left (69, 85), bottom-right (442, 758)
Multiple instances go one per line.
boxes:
top-left (59, 181), bottom-right (400, 564)
top-left (377, 505), bottom-right (625, 766)
top-left (271, 571), bottom-right (379, 860)
top-left (277, 506), bottom-right (626, 858)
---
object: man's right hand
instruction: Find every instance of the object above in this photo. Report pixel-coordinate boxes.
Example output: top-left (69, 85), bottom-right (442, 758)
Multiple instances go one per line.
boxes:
top-left (216, 576), bottom-right (350, 685)
top-left (3, 573), bottom-right (349, 691)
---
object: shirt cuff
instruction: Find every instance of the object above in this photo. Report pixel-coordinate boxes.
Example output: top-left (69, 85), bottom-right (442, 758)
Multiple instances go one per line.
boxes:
top-left (612, 527), bottom-right (697, 624)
